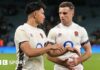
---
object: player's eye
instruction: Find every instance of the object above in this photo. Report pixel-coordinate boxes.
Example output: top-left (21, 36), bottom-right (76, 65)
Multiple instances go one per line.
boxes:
top-left (59, 12), bottom-right (67, 15)
top-left (63, 12), bottom-right (67, 15)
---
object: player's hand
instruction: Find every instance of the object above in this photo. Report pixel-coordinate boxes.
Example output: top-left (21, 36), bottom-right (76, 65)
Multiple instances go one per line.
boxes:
top-left (67, 47), bottom-right (74, 51)
top-left (67, 57), bottom-right (82, 67)
top-left (73, 48), bottom-right (81, 56)
top-left (47, 43), bottom-right (65, 52)
top-left (50, 44), bottom-right (64, 51)
top-left (65, 46), bottom-right (74, 52)
top-left (65, 46), bottom-right (81, 56)
top-left (47, 44), bottom-right (66, 56)
top-left (63, 59), bottom-right (75, 70)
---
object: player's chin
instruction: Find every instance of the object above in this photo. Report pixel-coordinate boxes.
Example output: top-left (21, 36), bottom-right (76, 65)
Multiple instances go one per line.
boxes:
top-left (39, 22), bottom-right (44, 25)
top-left (41, 21), bottom-right (44, 24)
top-left (38, 20), bottom-right (44, 25)
top-left (41, 19), bottom-right (45, 24)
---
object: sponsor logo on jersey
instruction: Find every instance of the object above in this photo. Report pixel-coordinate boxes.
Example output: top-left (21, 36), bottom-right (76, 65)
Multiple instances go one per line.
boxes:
top-left (63, 41), bottom-right (74, 48)
top-left (36, 43), bottom-right (43, 48)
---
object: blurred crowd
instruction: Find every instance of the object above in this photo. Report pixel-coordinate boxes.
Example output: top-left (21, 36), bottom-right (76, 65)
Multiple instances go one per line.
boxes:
top-left (0, 0), bottom-right (100, 47)
top-left (90, 29), bottom-right (100, 45)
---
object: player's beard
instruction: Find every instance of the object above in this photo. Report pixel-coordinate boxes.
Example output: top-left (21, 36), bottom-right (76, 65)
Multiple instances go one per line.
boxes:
top-left (35, 19), bottom-right (44, 25)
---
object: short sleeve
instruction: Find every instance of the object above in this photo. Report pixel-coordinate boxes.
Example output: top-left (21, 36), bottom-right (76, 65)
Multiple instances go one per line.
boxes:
top-left (80, 28), bottom-right (89, 44)
top-left (14, 29), bottom-right (29, 44)
top-left (47, 29), bottom-right (56, 42)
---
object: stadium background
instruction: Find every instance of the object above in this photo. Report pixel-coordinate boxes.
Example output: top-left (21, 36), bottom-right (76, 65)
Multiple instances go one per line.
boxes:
top-left (0, 0), bottom-right (100, 70)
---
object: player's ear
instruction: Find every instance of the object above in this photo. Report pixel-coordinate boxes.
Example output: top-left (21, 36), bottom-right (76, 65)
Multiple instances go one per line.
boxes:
top-left (32, 11), bottom-right (36, 18)
top-left (72, 10), bottom-right (75, 16)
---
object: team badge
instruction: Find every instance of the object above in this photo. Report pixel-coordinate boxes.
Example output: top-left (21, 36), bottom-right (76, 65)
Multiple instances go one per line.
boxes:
top-left (74, 31), bottom-right (78, 36)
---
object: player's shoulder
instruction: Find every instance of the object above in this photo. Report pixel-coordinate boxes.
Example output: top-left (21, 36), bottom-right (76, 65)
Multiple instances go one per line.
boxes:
top-left (73, 22), bottom-right (86, 30)
top-left (16, 24), bottom-right (26, 32)
top-left (16, 24), bottom-right (34, 35)
top-left (48, 24), bottom-right (60, 34)
top-left (38, 28), bottom-right (45, 34)
top-left (50, 23), bottom-right (61, 30)
top-left (16, 25), bottom-right (24, 31)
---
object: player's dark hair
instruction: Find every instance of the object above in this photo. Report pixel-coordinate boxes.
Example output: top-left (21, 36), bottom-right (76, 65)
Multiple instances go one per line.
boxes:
top-left (25, 2), bottom-right (46, 15)
top-left (59, 1), bottom-right (75, 10)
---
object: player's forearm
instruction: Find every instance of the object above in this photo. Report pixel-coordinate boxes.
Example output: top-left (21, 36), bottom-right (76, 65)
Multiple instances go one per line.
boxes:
top-left (79, 50), bottom-right (92, 63)
top-left (79, 42), bottom-right (92, 63)
top-left (47, 56), bottom-right (66, 66)
top-left (27, 47), bottom-right (51, 57)
top-left (47, 46), bottom-right (69, 57)
top-left (47, 49), bottom-right (67, 57)
top-left (20, 42), bottom-right (52, 57)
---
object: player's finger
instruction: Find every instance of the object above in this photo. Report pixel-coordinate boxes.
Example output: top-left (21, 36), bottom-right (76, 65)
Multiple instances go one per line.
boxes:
top-left (68, 67), bottom-right (75, 70)
top-left (56, 44), bottom-right (65, 51)
top-left (73, 48), bottom-right (81, 56)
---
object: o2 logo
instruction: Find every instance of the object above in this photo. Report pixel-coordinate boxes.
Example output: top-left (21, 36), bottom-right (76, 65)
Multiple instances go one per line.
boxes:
top-left (36, 43), bottom-right (43, 48)
top-left (63, 41), bottom-right (74, 48)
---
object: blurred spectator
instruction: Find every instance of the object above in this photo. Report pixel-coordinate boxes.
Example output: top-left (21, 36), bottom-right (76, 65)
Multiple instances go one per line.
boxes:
top-left (0, 39), bottom-right (4, 47)
top-left (91, 29), bottom-right (100, 45)
top-left (2, 4), bottom-right (18, 16)
top-left (45, 21), bottom-right (53, 35)
top-left (7, 40), bottom-right (14, 46)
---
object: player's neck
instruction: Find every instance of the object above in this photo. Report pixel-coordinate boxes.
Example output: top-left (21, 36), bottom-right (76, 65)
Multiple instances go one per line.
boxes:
top-left (27, 18), bottom-right (38, 27)
top-left (62, 22), bottom-right (72, 27)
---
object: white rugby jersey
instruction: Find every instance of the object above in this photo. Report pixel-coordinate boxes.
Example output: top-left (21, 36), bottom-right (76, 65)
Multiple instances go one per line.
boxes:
top-left (14, 23), bottom-right (47, 70)
top-left (48, 22), bottom-right (89, 70)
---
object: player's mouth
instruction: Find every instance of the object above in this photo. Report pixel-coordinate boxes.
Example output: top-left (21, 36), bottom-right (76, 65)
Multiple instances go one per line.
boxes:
top-left (61, 19), bottom-right (65, 22)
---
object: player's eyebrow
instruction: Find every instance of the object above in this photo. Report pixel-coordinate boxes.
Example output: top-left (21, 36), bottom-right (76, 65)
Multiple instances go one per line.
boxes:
top-left (59, 12), bottom-right (68, 15)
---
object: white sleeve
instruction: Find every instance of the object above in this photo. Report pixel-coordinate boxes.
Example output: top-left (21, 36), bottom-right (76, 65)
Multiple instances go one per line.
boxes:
top-left (47, 29), bottom-right (56, 43)
top-left (14, 29), bottom-right (29, 44)
top-left (41, 29), bottom-right (46, 38)
top-left (80, 27), bottom-right (89, 44)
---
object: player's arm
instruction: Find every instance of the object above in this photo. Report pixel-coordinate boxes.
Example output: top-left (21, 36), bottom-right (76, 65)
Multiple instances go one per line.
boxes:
top-left (68, 42), bottom-right (92, 67)
top-left (77, 28), bottom-right (92, 63)
top-left (47, 45), bottom-right (73, 57)
top-left (68, 28), bottom-right (92, 67)
top-left (20, 41), bottom-right (54, 57)
top-left (47, 49), bottom-right (66, 57)
top-left (20, 41), bottom-right (66, 57)
top-left (47, 55), bottom-right (74, 69)
top-left (79, 42), bottom-right (92, 62)
top-left (47, 56), bottom-right (66, 66)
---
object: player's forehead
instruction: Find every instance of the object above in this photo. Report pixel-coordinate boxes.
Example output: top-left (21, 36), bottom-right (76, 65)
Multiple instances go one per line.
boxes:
top-left (59, 7), bottom-right (71, 13)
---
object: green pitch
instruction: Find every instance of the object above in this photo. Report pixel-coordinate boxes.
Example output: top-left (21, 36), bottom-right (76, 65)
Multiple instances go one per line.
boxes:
top-left (0, 54), bottom-right (100, 70)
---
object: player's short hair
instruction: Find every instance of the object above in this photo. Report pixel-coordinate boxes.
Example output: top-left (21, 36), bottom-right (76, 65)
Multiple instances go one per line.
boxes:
top-left (59, 1), bottom-right (75, 10)
top-left (25, 2), bottom-right (46, 15)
